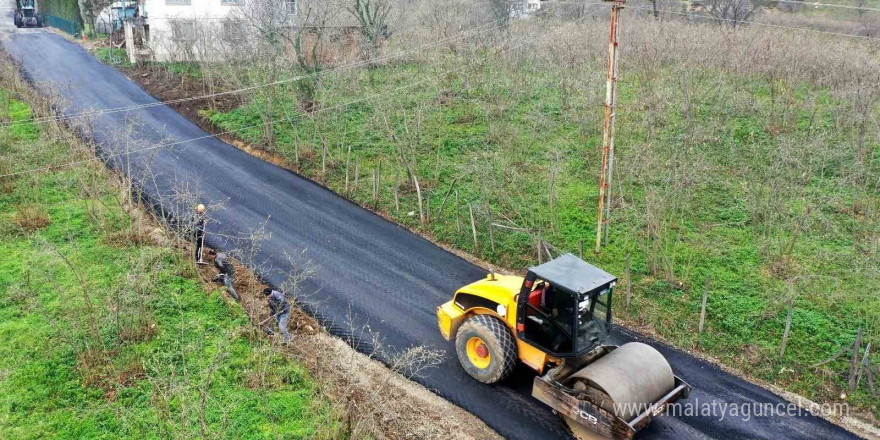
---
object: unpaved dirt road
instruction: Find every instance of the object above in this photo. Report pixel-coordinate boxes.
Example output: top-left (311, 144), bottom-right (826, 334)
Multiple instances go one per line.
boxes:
top-left (2, 12), bottom-right (869, 440)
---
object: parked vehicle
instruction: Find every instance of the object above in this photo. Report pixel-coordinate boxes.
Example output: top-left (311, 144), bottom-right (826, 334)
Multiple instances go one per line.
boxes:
top-left (13, 0), bottom-right (42, 28)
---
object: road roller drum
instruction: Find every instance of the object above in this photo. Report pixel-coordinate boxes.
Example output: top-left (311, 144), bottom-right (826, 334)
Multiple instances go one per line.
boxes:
top-left (567, 342), bottom-right (675, 421)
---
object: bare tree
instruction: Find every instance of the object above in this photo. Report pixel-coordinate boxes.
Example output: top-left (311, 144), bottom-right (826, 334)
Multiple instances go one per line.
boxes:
top-left (220, 0), bottom-right (301, 146)
top-left (418, 0), bottom-right (478, 53)
top-left (349, 0), bottom-right (394, 65)
top-left (706, 0), bottom-right (763, 27)
top-left (77, 0), bottom-right (115, 36)
top-left (488, 0), bottom-right (513, 28)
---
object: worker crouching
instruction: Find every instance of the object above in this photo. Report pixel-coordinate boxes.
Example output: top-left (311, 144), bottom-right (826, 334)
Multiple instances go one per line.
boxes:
top-left (210, 250), bottom-right (239, 301)
top-left (263, 288), bottom-right (291, 343)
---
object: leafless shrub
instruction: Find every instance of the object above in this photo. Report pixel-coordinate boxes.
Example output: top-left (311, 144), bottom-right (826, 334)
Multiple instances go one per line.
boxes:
top-left (78, 0), bottom-right (115, 36)
top-left (0, 155), bottom-right (11, 193)
top-left (706, 0), bottom-right (763, 27)
top-left (541, 0), bottom-right (604, 21)
top-left (12, 204), bottom-right (51, 232)
top-left (417, 0), bottom-right (481, 53)
top-left (761, 9), bottom-right (880, 38)
top-left (107, 250), bottom-right (162, 344)
top-left (487, 0), bottom-right (513, 28)
top-left (279, 248), bottom-right (320, 303)
top-left (335, 306), bottom-right (445, 437)
top-left (349, 0), bottom-right (394, 65)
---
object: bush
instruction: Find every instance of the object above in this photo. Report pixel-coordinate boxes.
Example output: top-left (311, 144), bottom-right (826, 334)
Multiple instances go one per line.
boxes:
top-left (12, 204), bottom-right (50, 232)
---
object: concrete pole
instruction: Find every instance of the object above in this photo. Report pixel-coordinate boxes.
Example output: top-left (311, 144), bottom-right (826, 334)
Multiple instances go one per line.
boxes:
top-left (123, 20), bottom-right (136, 64)
top-left (595, 1), bottom-right (624, 252)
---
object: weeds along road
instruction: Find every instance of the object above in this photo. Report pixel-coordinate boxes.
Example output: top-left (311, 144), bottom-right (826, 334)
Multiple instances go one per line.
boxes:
top-left (2, 27), bottom-right (865, 440)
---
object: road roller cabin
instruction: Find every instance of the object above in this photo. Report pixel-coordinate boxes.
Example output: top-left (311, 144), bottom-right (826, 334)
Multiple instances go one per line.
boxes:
top-left (437, 254), bottom-right (691, 440)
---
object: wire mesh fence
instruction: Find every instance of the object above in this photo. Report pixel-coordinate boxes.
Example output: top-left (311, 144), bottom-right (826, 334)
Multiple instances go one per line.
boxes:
top-left (42, 15), bottom-right (82, 36)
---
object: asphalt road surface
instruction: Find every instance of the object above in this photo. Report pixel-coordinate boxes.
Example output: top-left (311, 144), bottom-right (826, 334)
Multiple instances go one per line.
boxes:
top-left (2, 21), bottom-right (865, 440)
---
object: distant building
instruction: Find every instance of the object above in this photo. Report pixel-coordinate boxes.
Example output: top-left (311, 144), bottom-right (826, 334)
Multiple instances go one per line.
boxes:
top-left (511, 0), bottom-right (542, 18)
top-left (96, 1), bottom-right (140, 34)
top-left (142, 0), bottom-right (297, 61)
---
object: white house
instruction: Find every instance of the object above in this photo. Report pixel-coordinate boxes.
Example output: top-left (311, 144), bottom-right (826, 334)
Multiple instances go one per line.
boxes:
top-left (511, 0), bottom-right (541, 19)
top-left (96, 1), bottom-right (139, 34)
top-left (143, 0), bottom-right (298, 61)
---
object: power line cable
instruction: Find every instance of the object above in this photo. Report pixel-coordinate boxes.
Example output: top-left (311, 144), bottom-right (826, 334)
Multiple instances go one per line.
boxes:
top-left (628, 0), bottom-right (880, 13)
top-left (770, 0), bottom-right (880, 13)
top-left (2, 15), bottom-right (512, 128)
top-left (549, 0), bottom-right (880, 41)
top-left (622, 3), bottom-right (880, 40)
top-left (9, 4), bottom-right (610, 128)
top-left (0, 9), bottom-right (550, 128)
top-left (1, 9), bottom-right (602, 179)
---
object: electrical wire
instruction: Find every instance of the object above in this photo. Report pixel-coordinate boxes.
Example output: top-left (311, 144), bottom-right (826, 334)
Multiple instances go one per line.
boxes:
top-left (627, 0), bottom-right (880, 13)
top-left (758, 0), bottom-right (880, 13)
top-left (9, 0), bottom-right (874, 178)
top-left (0, 11), bottom-right (529, 128)
top-left (0, 9), bottom-right (603, 179)
top-left (7, 3), bottom-right (611, 128)
top-left (621, 2), bottom-right (880, 40)
top-left (548, 0), bottom-right (880, 40)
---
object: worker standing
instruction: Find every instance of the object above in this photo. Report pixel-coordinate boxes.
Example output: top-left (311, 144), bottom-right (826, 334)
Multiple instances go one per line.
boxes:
top-left (194, 204), bottom-right (206, 264)
top-left (211, 251), bottom-right (239, 301)
top-left (263, 288), bottom-right (291, 343)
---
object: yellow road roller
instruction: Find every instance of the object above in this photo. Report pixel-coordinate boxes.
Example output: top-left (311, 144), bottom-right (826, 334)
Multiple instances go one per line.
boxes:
top-left (437, 254), bottom-right (691, 439)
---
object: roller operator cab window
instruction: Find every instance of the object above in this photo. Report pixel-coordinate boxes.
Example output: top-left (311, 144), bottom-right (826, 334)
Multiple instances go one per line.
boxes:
top-left (576, 286), bottom-right (612, 353)
top-left (523, 283), bottom-right (575, 354)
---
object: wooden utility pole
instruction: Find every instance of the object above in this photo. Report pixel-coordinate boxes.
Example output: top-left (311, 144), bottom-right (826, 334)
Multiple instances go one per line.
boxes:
top-left (596, 0), bottom-right (625, 252)
top-left (699, 277), bottom-right (710, 333)
top-left (624, 252), bottom-right (632, 310)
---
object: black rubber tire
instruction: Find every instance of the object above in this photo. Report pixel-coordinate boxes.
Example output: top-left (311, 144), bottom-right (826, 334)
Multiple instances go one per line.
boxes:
top-left (455, 314), bottom-right (518, 384)
top-left (35, 17), bottom-right (42, 28)
top-left (14, 14), bottom-right (22, 28)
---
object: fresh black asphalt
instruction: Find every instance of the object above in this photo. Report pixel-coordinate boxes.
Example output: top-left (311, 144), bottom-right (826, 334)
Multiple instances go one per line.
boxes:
top-left (3, 29), bottom-right (865, 440)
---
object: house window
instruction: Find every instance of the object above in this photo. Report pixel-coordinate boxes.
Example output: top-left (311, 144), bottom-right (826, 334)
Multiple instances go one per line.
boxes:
top-left (284, 0), bottom-right (297, 15)
top-left (220, 0), bottom-right (242, 5)
top-left (171, 21), bottom-right (196, 41)
top-left (165, 0), bottom-right (191, 5)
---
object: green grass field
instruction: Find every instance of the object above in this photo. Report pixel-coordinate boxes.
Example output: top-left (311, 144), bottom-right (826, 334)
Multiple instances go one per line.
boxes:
top-left (202, 41), bottom-right (879, 416)
top-left (0, 90), bottom-right (340, 439)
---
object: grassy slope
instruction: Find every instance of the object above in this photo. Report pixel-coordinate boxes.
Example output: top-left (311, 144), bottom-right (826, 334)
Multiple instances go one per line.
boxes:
top-left (0, 92), bottom-right (337, 439)
top-left (203, 54), bottom-right (878, 416)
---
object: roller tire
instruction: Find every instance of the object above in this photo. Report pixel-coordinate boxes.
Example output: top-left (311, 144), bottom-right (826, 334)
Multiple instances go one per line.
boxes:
top-left (455, 314), bottom-right (517, 384)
